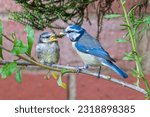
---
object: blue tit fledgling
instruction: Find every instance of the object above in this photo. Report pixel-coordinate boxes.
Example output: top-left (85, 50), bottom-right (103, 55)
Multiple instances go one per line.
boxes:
top-left (36, 32), bottom-right (60, 65)
top-left (64, 25), bottom-right (128, 78)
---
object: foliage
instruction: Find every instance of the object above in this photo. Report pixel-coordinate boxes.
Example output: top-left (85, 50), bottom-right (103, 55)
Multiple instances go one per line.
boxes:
top-left (119, 0), bottom-right (150, 98)
top-left (0, 22), bottom-right (68, 88)
top-left (15, 69), bottom-right (22, 83)
top-left (25, 25), bottom-right (34, 55)
top-left (11, 39), bottom-right (28, 55)
top-left (10, 0), bottom-right (114, 39)
top-left (0, 61), bottom-right (17, 79)
top-left (104, 14), bottom-right (122, 19)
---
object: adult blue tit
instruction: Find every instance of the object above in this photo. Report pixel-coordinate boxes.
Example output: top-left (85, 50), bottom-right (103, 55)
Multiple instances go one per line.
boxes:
top-left (36, 32), bottom-right (60, 65)
top-left (64, 25), bottom-right (128, 78)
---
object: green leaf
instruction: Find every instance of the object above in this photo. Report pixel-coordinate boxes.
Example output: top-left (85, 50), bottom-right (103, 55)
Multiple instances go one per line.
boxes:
top-left (123, 52), bottom-right (134, 61)
top-left (116, 38), bottom-right (129, 43)
top-left (132, 69), bottom-right (140, 87)
top-left (0, 61), bottom-right (17, 79)
top-left (15, 69), bottom-right (22, 83)
top-left (132, 68), bottom-right (138, 78)
top-left (0, 20), bottom-right (3, 59)
top-left (104, 14), bottom-right (122, 19)
top-left (25, 25), bottom-right (34, 55)
top-left (51, 71), bottom-right (58, 80)
top-left (120, 24), bottom-right (131, 28)
top-left (122, 0), bottom-right (126, 5)
top-left (57, 74), bottom-right (67, 89)
top-left (11, 39), bottom-right (28, 55)
top-left (128, 5), bottom-right (137, 24)
top-left (144, 16), bottom-right (150, 24)
top-left (57, 69), bottom-right (72, 89)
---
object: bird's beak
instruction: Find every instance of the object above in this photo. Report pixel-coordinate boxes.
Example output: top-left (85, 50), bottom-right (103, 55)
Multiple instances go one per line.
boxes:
top-left (49, 34), bottom-right (57, 42)
top-left (49, 32), bottom-right (65, 42)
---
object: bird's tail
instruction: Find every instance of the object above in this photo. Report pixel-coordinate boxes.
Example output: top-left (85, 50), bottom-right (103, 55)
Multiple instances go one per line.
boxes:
top-left (102, 61), bottom-right (128, 78)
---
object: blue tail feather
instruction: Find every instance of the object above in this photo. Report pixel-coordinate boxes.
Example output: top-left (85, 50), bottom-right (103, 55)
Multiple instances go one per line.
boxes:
top-left (102, 61), bottom-right (128, 78)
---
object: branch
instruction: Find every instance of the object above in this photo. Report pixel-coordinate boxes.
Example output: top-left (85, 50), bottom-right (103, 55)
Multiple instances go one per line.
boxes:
top-left (0, 60), bottom-right (147, 95)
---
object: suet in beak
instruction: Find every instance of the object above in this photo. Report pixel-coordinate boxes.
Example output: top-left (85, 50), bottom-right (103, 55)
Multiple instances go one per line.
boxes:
top-left (55, 32), bottom-right (66, 38)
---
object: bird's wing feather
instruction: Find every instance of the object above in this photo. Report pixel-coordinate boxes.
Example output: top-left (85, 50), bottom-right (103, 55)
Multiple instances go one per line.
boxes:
top-left (75, 32), bottom-right (115, 62)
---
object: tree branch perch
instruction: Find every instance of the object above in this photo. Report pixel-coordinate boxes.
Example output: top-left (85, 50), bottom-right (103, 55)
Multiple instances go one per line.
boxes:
top-left (0, 60), bottom-right (147, 95)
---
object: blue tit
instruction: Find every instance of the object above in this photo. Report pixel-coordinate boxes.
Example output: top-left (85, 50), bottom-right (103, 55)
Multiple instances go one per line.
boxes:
top-left (36, 32), bottom-right (60, 66)
top-left (64, 25), bottom-right (128, 78)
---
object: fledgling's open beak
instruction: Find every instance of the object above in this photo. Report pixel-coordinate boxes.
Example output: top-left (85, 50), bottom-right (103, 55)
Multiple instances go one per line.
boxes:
top-left (49, 34), bottom-right (57, 42)
top-left (49, 32), bottom-right (65, 42)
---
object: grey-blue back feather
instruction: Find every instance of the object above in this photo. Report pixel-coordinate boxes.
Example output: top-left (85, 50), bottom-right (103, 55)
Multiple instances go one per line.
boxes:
top-left (76, 31), bottom-right (115, 62)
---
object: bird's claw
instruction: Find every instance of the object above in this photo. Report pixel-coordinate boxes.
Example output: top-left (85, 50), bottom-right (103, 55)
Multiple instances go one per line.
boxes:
top-left (75, 65), bottom-right (88, 73)
top-left (83, 64), bottom-right (88, 69)
top-left (97, 66), bottom-right (101, 78)
top-left (75, 66), bottom-right (83, 73)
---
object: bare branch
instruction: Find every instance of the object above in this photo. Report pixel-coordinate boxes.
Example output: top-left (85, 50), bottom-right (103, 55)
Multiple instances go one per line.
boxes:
top-left (0, 60), bottom-right (147, 95)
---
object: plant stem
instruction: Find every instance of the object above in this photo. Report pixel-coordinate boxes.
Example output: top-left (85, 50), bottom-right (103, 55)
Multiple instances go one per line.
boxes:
top-left (120, 0), bottom-right (150, 98)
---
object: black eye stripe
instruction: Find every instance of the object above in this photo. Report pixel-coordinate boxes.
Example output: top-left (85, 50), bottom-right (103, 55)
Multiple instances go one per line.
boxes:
top-left (67, 30), bottom-right (73, 33)
top-left (42, 35), bottom-right (51, 38)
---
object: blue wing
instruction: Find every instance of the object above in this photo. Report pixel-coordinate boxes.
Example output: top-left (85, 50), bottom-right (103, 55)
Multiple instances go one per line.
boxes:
top-left (75, 32), bottom-right (115, 62)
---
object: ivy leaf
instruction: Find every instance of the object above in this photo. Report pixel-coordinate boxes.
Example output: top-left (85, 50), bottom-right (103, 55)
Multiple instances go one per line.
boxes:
top-left (25, 25), bottom-right (34, 55)
top-left (104, 14), bottom-right (122, 19)
top-left (15, 69), bottom-right (22, 83)
top-left (11, 39), bottom-right (28, 55)
top-left (0, 61), bottom-right (17, 79)
top-left (116, 38), bottom-right (129, 43)
top-left (0, 20), bottom-right (3, 59)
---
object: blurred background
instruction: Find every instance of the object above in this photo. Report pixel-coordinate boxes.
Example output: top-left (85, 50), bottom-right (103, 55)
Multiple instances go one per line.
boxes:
top-left (0, 0), bottom-right (150, 100)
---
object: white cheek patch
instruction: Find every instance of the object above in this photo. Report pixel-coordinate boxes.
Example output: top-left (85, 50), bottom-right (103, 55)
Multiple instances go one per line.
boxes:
top-left (42, 39), bottom-right (49, 43)
top-left (71, 33), bottom-right (80, 40)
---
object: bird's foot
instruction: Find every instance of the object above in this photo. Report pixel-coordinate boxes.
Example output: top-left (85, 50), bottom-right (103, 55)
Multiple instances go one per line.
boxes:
top-left (75, 64), bottom-right (88, 73)
top-left (83, 64), bottom-right (89, 69)
top-left (43, 62), bottom-right (53, 67)
top-left (97, 66), bottom-right (101, 78)
top-left (44, 70), bottom-right (51, 80)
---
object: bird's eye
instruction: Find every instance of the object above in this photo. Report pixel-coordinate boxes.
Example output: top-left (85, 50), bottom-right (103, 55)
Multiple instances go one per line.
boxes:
top-left (67, 30), bottom-right (73, 33)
